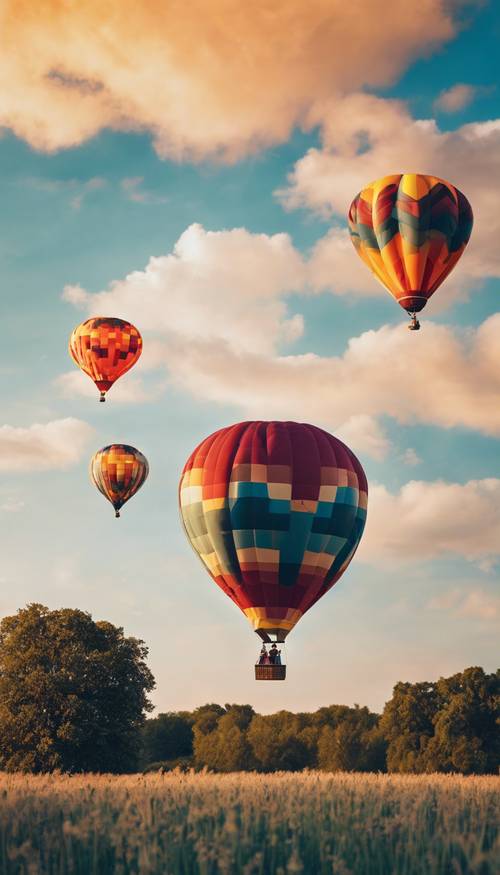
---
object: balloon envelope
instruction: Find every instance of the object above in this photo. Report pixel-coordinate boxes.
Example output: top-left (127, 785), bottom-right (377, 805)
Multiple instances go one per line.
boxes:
top-left (179, 421), bottom-right (368, 641)
top-left (69, 317), bottom-right (142, 400)
top-left (348, 173), bottom-right (473, 315)
top-left (90, 444), bottom-right (149, 517)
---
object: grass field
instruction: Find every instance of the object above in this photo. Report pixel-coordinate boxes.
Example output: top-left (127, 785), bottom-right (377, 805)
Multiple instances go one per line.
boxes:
top-left (0, 771), bottom-right (498, 874)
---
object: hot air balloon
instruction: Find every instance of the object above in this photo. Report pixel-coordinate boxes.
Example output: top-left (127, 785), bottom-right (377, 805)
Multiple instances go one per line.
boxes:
top-left (179, 421), bottom-right (367, 680)
top-left (90, 444), bottom-right (149, 518)
top-left (69, 317), bottom-right (142, 401)
top-left (348, 174), bottom-right (473, 330)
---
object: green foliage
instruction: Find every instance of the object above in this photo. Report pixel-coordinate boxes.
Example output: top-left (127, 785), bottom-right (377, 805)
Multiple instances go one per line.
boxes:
top-left (137, 666), bottom-right (497, 776)
top-left (193, 705), bottom-right (256, 771)
top-left (0, 772), bottom-right (498, 874)
top-left (0, 604), bottom-right (155, 773)
top-left (381, 680), bottom-right (439, 772)
top-left (427, 667), bottom-right (500, 774)
top-left (247, 710), bottom-right (317, 771)
top-left (140, 712), bottom-right (193, 769)
top-left (4, 608), bottom-right (494, 782)
top-left (382, 667), bottom-right (500, 774)
top-left (317, 706), bottom-right (386, 772)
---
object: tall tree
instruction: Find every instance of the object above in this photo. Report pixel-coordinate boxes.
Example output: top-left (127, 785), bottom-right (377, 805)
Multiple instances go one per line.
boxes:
top-left (426, 667), bottom-right (500, 774)
top-left (380, 681), bottom-right (439, 773)
top-left (0, 604), bottom-right (155, 773)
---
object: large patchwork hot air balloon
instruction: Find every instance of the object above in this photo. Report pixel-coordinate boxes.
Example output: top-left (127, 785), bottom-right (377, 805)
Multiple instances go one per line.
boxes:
top-left (348, 174), bottom-right (473, 330)
top-left (90, 444), bottom-right (149, 518)
top-left (69, 317), bottom-right (142, 401)
top-left (179, 421), bottom-right (368, 680)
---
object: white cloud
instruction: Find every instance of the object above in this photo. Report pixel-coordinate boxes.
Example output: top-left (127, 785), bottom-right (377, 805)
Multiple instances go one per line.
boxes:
top-left (359, 478), bottom-right (500, 566)
top-left (428, 587), bottom-right (500, 620)
top-left (308, 226), bottom-right (381, 298)
top-left (65, 223), bottom-right (306, 357)
top-left (62, 223), bottom-right (500, 445)
top-left (434, 83), bottom-right (477, 113)
top-left (55, 370), bottom-right (165, 404)
top-left (62, 283), bottom-right (89, 308)
top-left (0, 418), bottom-right (94, 472)
top-left (160, 315), bottom-right (500, 440)
top-left (279, 93), bottom-right (500, 295)
top-left (335, 415), bottom-right (390, 461)
top-left (0, 0), bottom-right (469, 160)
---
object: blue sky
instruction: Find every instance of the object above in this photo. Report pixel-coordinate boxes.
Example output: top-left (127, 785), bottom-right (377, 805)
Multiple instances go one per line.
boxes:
top-left (0, 0), bottom-right (498, 714)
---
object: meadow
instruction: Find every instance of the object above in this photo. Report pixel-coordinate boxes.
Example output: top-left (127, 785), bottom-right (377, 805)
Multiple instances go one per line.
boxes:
top-left (0, 771), bottom-right (498, 874)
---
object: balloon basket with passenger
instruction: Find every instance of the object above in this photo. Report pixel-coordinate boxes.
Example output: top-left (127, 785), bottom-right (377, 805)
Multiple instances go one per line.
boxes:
top-left (255, 632), bottom-right (286, 681)
top-left (179, 420), bottom-right (369, 686)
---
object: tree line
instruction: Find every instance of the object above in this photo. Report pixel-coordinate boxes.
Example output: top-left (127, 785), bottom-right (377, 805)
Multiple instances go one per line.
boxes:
top-left (141, 665), bottom-right (499, 775)
top-left (0, 605), bottom-right (498, 774)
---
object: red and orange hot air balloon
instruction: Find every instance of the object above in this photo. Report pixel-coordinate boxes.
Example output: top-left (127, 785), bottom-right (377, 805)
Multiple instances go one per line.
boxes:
top-left (90, 444), bottom-right (149, 518)
top-left (69, 317), bottom-right (142, 401)
top-left (348, 173), bottom-right (473, 330)
top-left (179, 421), bottom-right (368, 680)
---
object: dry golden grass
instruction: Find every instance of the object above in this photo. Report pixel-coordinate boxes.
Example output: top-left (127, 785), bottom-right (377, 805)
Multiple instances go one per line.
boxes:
top-left (0, 770), bottom-right (498, 874)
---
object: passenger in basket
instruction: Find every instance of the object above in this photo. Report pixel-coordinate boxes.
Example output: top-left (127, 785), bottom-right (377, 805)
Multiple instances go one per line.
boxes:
top-left (269, 643), bottom-right (279, 664)
top-left (258, 646), bottom-right (269, 665)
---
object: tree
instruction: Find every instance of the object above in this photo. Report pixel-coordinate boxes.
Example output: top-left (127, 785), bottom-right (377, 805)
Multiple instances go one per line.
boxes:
top-left (317, 706), bottom-right (386, 772)
top-left (248, 711), bottom-right (312, 771)
top-left (0, 604), bottom-right (155, 773)
top-left (425, 667), bottom-right (500, 774)
top-left (193, 704), bottom-right (256, 771)
top-left (380, 681), bottom-right (439, 773)
top-left (140, 712), bottom-right (193, 769)
top-left (381, 668), bottom-right (499, 775)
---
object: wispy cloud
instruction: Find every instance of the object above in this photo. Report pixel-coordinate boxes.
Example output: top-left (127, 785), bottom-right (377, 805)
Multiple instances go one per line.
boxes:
top-left (401, 448), bottom-right (421, 467)
top-left (433, 83), bottom-right (478, 113)
top-left (70, 176), bottom-right (106, 210)
top-left (0, 418), bottom-right (94, 472)
top-left (24, 175), bottom-right (106, 210)
top-left (121, 177), bottom-right (167, 205)
top-left (433, 83), bottom-right (495, 114)
top-left (428, 588), bottom-right (500, 621)
top-left (54, 370), bottom-right (166, 404)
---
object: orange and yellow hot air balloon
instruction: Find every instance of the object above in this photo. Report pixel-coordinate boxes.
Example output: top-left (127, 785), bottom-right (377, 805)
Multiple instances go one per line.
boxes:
top-left (348, 174), bottom-right (473, 330)
top-left (69, 317), bottom-right (142, 401)
top-left (90, 444), bottom-right (149, 518)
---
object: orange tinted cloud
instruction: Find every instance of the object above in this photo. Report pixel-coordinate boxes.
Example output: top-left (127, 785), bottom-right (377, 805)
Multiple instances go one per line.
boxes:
top-left (0, 0), bottom-right (466, 160)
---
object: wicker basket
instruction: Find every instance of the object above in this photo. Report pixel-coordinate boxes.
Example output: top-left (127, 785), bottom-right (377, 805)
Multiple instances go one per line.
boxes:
top-left (255, 664), bottom-right (286, 681)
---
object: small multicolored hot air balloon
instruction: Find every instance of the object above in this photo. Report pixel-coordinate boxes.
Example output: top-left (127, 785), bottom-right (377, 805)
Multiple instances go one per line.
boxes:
top-left (179, 421), bottom-right (368, 680)
top-left (69, 317), bottom-right (142, 401)
top-left (90, 444), bottom-right (149, 518)
top-left (348, 173), bottom-right (473, 330)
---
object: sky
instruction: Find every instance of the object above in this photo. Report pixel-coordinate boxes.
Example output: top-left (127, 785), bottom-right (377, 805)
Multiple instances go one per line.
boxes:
top-left (0, 0), bottom-right (499, 715)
